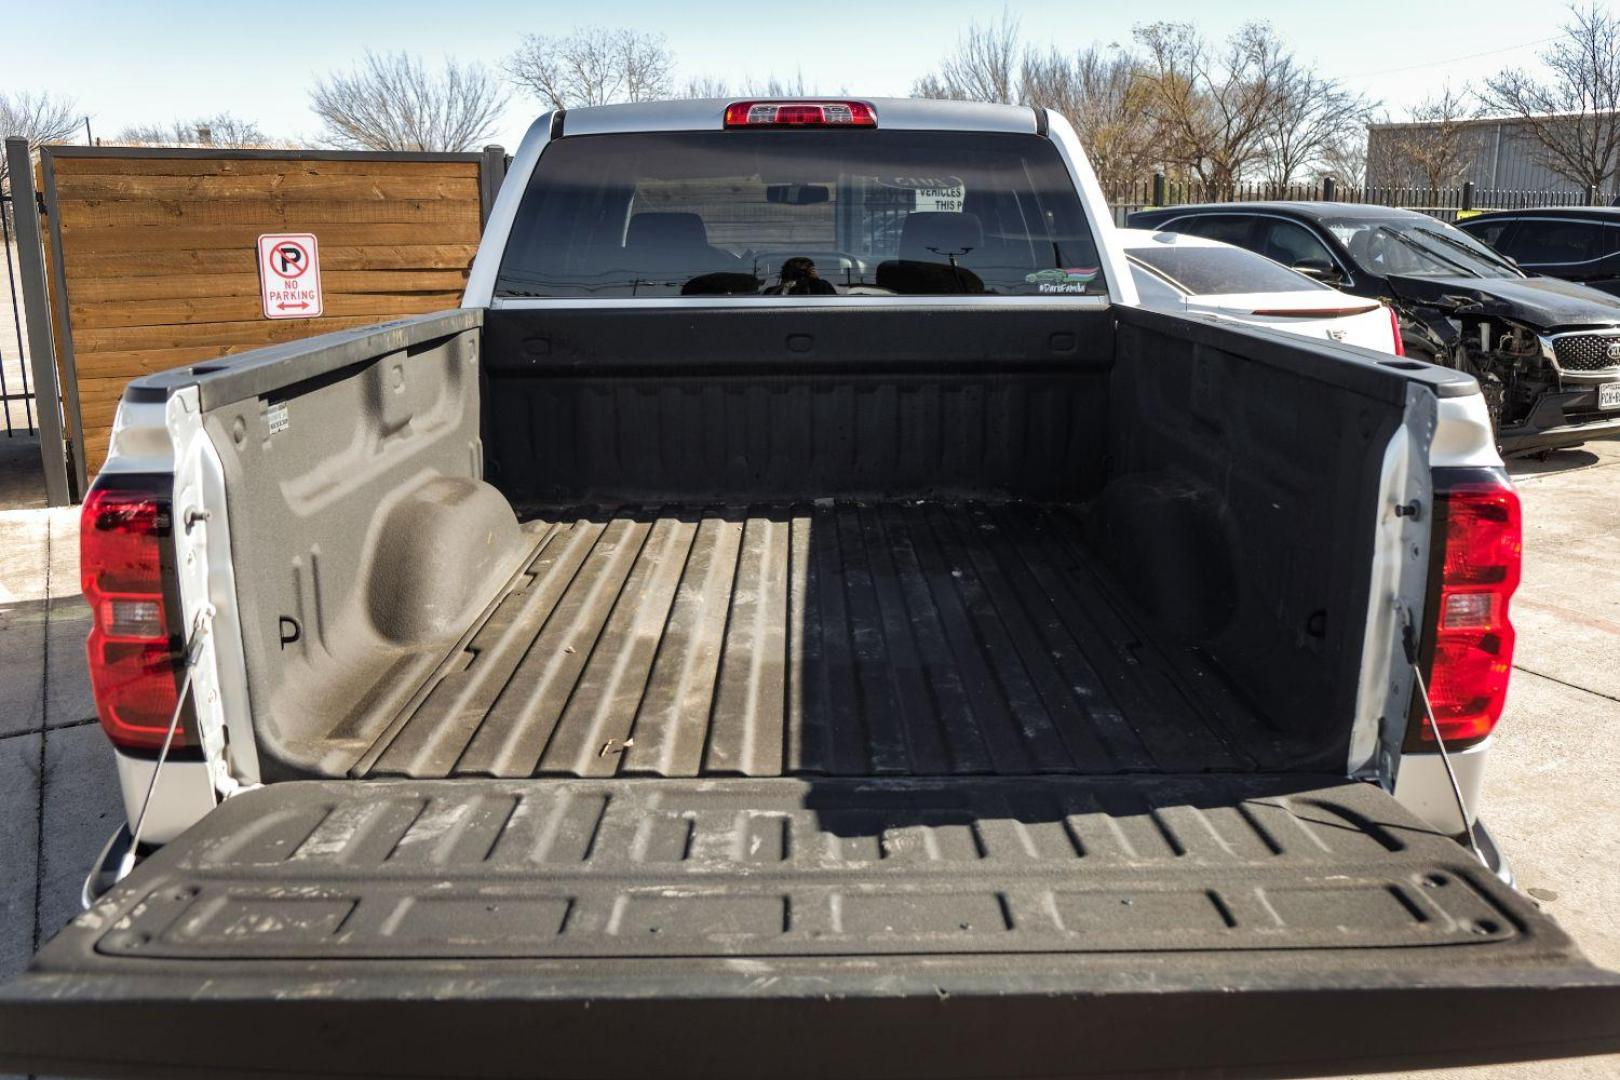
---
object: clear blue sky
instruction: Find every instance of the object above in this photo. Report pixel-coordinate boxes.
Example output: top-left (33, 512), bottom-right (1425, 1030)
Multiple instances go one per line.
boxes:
top-left (3, 0), bottom-right (1589, 149)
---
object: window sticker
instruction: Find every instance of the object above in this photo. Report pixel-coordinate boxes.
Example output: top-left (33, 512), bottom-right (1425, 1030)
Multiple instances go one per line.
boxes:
top-left (876, 175), bottom-right (967, 212)
top-left (1025, 267), bottom-right (1099, 293)
top-left (914, 184), bottom-right (966, 212)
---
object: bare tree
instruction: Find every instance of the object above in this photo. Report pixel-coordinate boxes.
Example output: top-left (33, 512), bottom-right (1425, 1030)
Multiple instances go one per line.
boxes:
top-left (505, 28), bottom-right (674, 109)
top-left (675, 71), bottom-right (816, 100)
top-left (914, 17), bottom-right (1170, 191)
top-left (311, 52), bottom-right (505, 152)
top-left (1479, 2), bottom-right (1620, 192)
top-left (1022, 45), bottom-right (1168, 194)
top-left (746, 72), bottom-right (811, 97)
top-left (1262, 62), bottom-right (1374, 186)
top-left (912, 10), bottom-right (1021, 103)
top-left (680, 75), bottom-right (732, 99)
top-left (1320, 134), bottom-right (1369, 187)
top-left (116, 113), bottom-right (269, 148)
top-left (1361, 126), bottom-right (1400, 189)
top-left (913, 16), bottom-right (1359, 193)
top-left (1133, 21), bottom-right (1293, 189)
top-left (1381, 87), bottom-right (1480, 189)
top-left (0, 90), bottom-right (80, 190)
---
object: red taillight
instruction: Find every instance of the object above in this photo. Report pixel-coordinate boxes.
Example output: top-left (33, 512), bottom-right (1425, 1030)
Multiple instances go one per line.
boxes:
top-left (1419, 482), bottom-right (1521, 748)
top-left (1387, 304), bottom-right (1406, 356)
top-left (81, 477), bottom-right (188, 753)
top-left (723, 100), bottom-right (877, 128)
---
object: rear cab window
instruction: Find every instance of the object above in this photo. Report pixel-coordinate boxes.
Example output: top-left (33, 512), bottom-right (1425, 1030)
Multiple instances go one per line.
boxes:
top-left (495, 130), bottom-right (1106, 299)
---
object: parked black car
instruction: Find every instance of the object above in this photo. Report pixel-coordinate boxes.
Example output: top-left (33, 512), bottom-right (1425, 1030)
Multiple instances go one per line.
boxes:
top-left (1128, 201), bottom-right (1620, 454)
top-left (1456, 207), bottom-right (1620, 296)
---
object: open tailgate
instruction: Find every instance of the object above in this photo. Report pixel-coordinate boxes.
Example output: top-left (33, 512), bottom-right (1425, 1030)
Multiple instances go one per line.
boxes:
top-left (2, 774), bottom-right (1618, 1079)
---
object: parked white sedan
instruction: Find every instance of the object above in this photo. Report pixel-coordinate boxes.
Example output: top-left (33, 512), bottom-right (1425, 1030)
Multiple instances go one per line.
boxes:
top-left (1120, 227), bottom-right (1403, 354)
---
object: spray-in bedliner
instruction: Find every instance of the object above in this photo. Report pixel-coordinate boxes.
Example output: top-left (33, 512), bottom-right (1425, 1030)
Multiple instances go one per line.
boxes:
top-left (354, 501), bottom-right (1304, 780)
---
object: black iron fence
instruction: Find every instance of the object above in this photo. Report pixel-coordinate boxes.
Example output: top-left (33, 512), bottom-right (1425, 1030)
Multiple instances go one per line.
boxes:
top-left (1107, 175), bottom-right (1599, 226)
top-left (0, 190), bottom-right (39, 438)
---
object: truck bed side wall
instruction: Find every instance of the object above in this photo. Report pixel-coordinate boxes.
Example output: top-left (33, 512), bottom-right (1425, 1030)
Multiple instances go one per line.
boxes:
top-left (481, 305), bottom-right (1114, 504)
top-left (181, 311), bottom-right (526, 779)
top-left (1103, 304), bottom-right (1418, 766)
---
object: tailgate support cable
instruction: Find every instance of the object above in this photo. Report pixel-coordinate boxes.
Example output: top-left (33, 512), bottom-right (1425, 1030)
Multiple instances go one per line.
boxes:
top-left (1403, 615), bottom-right (1488, 868)
top-left (90, 607), bottom-right (214, 896)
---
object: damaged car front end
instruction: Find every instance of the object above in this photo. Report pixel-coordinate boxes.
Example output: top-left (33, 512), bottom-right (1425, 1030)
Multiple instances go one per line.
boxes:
top-left (1381, 271), bottom-right (1620, 454)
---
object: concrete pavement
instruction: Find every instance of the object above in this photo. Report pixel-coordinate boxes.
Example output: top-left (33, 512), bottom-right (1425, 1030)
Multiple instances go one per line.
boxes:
top-left (1493, 441), bottom-right (1620, 979)
top-left (0, 503), bottom-right (120, 1080)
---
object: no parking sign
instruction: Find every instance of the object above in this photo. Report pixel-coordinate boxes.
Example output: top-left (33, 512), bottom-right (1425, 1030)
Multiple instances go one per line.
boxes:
top-left (256, 233), bottom-right (323, 319)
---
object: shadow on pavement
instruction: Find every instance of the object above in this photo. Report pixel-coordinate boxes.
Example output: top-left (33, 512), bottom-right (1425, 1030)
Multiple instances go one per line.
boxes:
top-left (1507, 446), bottom-right (1602, 479)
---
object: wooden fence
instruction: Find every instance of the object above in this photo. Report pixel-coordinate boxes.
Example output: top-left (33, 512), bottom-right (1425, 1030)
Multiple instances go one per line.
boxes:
top-left (35, 145), bottom-right (503, 484)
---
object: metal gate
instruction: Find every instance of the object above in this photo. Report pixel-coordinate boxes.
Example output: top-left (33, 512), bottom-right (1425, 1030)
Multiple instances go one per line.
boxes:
top-left (3, 138), bottom-right (71, 506)
top-left (1, 191), bottom-right (40, 439)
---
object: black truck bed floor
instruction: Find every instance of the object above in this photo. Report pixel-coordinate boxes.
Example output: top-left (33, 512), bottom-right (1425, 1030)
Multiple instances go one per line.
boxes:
top-left (354, 502), bottom-right (1287, 780)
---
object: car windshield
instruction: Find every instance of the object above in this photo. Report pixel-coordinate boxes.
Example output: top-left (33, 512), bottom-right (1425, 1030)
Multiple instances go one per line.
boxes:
top-left (1325, 218), bottom-right (1521, 279)
top-left (1127, 243), bottom-right (1327, 295)
top-left (495, 130), bottom-right (1106, 299)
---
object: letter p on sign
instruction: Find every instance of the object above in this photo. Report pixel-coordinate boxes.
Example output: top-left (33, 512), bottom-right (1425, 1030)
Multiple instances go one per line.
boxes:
top-left (257, 233), bottom-right (323, 319)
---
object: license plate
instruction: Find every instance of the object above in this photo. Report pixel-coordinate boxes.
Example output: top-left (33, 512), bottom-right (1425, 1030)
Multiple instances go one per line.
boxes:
top-left (1601, 382), bottom-right (1620, 410)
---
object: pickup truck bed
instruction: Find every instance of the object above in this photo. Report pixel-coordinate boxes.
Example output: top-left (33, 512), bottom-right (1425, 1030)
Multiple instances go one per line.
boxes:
top-left (209, 303), bottom-right (1379, 784)
top-left (357, 501), bottom-right (1280, 780)
top-left (8, 98), bottom-right (1620, 1077)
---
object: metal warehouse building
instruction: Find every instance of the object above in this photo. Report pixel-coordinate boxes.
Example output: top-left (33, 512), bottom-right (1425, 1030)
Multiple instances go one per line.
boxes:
top-left (1366, 112), bottom-right (1619, 197)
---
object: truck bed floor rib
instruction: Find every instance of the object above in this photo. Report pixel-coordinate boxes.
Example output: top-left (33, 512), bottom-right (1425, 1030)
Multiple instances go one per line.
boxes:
top-left (356, 503), bottom-right (1276, 780)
